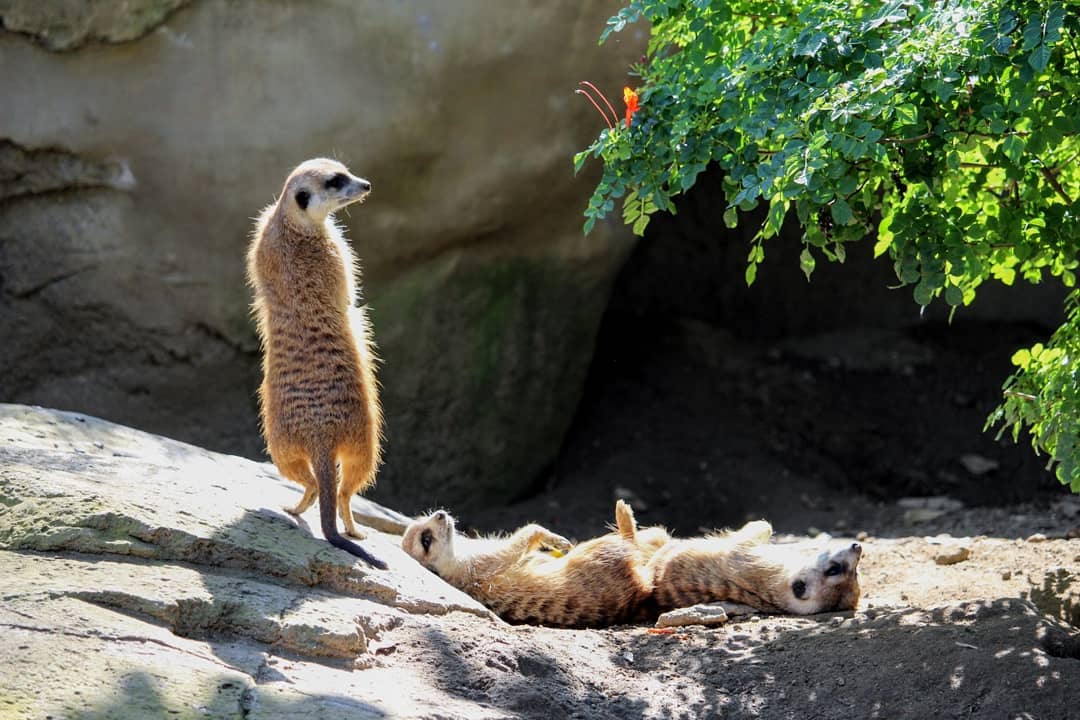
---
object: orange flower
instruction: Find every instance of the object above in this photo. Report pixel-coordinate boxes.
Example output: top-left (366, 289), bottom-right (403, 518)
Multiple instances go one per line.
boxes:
top-left (623, 86), bottom-right (640, 129)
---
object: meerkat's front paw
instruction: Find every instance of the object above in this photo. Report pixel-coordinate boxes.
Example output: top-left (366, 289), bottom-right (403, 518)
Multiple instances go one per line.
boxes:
top-left (542, 532), bottom-right (573, 555)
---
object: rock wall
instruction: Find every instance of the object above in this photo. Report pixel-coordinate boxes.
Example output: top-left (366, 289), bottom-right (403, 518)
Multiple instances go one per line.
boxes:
top-left (0, 1), bottom-right (644, 511)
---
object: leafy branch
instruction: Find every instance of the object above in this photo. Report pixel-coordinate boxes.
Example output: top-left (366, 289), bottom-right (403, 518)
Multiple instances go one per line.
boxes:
top-left (578, 0), bottom-right (1080, 492)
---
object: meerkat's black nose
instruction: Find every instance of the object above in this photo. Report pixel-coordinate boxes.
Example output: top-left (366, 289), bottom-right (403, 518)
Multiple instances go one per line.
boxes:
top-left (851, 542), bottom-right (862, 554)
top-left (433, 510), bottom-right (447, 521)
top-left (357, 179), bottom-right (371, 192)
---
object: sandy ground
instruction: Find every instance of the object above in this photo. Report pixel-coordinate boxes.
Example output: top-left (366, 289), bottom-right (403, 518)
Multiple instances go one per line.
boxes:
top-left (369, 525), bottom-right (1078, 719)
top-left (439, 319), bottom-right (1080, 718)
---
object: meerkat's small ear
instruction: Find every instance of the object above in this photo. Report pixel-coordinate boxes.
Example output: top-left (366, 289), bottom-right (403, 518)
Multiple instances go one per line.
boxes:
top-left (295, 190), bottom-right (311, 210)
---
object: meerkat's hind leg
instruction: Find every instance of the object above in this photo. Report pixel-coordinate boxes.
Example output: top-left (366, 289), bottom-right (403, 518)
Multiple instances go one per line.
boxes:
top-left (614, 499), bottom-right (638, 541)
top-left (338, 451), bottom-right (377, 539)
top-left (275, 456), bottom-right (319, 516)
top-left (615, 499), bottom-right (670, 561)
top-left (707, 520), bottom-right (770, 542)
top-left (731, 519), bottom-right (773, 545)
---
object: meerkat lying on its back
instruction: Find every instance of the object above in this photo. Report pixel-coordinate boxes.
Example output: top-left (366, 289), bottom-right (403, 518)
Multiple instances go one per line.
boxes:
top-left (402, 501), bottom-right (658, 627)
top-left (629, 517), bottom-right (862, 615)
top-left (247, 158), bottom-right (385, 569)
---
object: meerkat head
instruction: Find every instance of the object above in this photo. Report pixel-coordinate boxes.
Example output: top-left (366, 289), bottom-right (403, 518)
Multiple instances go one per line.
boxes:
top-left (279, 158), bottom-right (371, 226)
top-left (774, 541), bottom-right (862, 614)
top-left (401, 510), bottom-right (457, 575)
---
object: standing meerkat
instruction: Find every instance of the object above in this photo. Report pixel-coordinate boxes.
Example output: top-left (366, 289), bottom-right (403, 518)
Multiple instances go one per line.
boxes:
top-left (401, 501), bottom-right (656, 627)
top-left (635, 518), bottom-right (863, 615)
top-left (247, 158), bottom-right (385, 569)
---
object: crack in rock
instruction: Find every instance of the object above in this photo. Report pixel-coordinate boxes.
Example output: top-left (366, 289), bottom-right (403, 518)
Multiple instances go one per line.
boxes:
top-left (0, 139), bottom-right (135, 202)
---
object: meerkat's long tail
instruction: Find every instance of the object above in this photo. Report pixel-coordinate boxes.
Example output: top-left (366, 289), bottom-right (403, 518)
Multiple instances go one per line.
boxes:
top-left (313, 448), bottom-right (388, 570)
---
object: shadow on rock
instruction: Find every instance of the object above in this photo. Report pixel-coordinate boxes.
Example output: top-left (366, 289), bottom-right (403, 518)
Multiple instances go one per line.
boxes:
top-left (418, 625), bottom-right (650, 720)
top-left (65, 670), bottom-right (386, 720)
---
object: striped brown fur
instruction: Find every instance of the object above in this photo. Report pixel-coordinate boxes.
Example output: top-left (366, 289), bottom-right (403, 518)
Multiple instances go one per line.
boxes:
top-left (401, 501), bottom-right (655, 627)
top-left (247, 158), bottom-right (385, 569)
top-left (640, 520), bottom-right (863, 615)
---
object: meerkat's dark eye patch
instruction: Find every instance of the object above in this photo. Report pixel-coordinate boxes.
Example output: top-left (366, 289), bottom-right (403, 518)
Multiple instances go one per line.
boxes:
top-left (825, 562), bottom-right (845, 577)
top-left (792, 579), bottom-right (807, 599)
top-left (325, 173), bottom-right (349, 191)
top-left (420, 529), bottom-right (433, 553)
top-left (295, 190), bottom-right (311, 210)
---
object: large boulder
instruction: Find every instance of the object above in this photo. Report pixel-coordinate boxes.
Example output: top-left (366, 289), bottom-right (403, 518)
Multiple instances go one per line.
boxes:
top-left (0, 1), bottom-right (644, 511)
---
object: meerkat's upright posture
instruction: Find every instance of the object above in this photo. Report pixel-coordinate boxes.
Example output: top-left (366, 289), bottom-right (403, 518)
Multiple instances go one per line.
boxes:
top-left (636, 518), bottom-right (862, 615)
top-left (248, 158), bottom-right (385, 569)
top-left (401, 501), bottom-right (656, 627)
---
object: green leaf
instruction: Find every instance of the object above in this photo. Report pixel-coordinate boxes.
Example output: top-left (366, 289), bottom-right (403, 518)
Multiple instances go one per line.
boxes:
top-left (745, 262), bottom-right (758, 286)
top-left (831, 198), bottom-right (853, 226)
top-left (632, 214), bottom-right (650, 236)
top-left (873, 234), bottom-right (892, 258)
top-left (895, 104), bottom-right (918, 125)
top-left (913, 281), bottom-right (933, 306)
top-left (796, 31), bottom-right (828, 58)
top-left (1002, 135), bottom-right (1026, 165)
top-left (1029, 44), bottom-right (1051, 72)
top-left (800, 247), bottom-right (816, 280)
top-left (573, 151), bottom-right (588, 175)
top-left (1021, 14), bottom-right (1044, 51)
top-left (1045, 3), bottom-right (1065, 43)
top-left (945, 284), bottom-right (963, 306)
top-left (765, 198), bottom-right (787, 237)
top-left (723, 207), bottom-right (738, 228)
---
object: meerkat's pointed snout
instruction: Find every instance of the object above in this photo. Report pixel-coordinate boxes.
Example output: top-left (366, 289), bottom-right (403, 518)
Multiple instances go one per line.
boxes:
top-left (341, 175), bottom-right (370, 201)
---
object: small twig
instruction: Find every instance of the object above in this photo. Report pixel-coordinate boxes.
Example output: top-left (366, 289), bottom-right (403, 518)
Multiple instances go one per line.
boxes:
top-left (1039, 165), bottom-right (1073, 205)
top-left (1005, 390), bottom-right (1038, 401)
top-left (1052, 149), bottom-right (1080, 172)
top-left (882, 132), bottom-right (934, 145)
top-left (963, 241), bottom-right (1014, 248)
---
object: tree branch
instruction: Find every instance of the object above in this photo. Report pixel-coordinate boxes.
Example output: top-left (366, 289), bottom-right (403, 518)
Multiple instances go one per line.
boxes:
top-left (883, 132), bottom-right (933, 145)
top-left (1036, 157), bottom-right (1074, 205)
